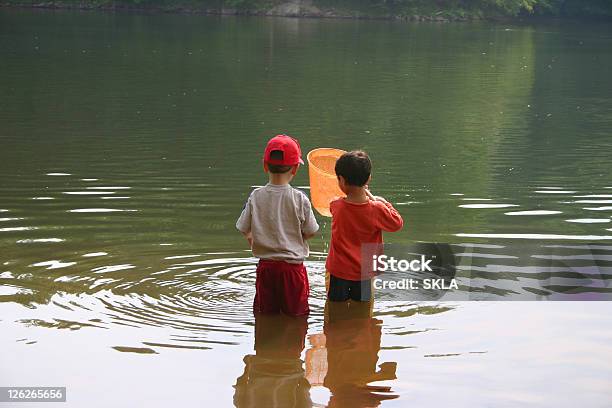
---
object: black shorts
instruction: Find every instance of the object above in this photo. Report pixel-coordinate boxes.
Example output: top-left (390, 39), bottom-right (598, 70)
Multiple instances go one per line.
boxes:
top-left (327, 274), bottom-right (372, 302)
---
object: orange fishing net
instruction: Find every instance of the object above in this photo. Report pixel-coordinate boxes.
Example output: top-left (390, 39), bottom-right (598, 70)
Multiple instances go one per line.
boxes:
top-left (307, 148), bottom-right (346, 217)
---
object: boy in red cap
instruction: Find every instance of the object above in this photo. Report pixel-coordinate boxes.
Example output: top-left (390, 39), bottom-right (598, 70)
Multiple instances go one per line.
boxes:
top-left (326, 150), bottom-right (403, 302)
top-left (236, 134), bottom-right (319, 316)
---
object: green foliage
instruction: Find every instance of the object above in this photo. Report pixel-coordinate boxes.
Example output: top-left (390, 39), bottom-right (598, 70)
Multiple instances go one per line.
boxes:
top-left (3, 0), bottom-right (611, 17)
top-left (312, 0), bottom-right (612, 18)
top-left (533, 0), bottom-right (612, 17)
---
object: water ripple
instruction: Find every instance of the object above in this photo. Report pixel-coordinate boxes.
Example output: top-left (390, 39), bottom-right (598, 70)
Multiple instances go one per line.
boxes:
top-left (459, 204), bottom-right (519, 209)
top-left (566, 218), bottom-right (610, 224)
top-left (68, 208), bottom-right (137, 213)
top-left (505, 210), bottom-right (562, 216)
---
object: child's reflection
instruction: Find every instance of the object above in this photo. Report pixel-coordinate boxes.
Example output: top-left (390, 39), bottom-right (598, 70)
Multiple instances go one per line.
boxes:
top-left (233, 313), bottom-right (312, 408)
top-left (306, 300), bottom-right (398, 408)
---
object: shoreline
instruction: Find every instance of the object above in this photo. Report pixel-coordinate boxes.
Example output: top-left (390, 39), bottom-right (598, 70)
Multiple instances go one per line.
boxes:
top-left (0, 2), bottom-right (480, 21)
top-left (0, 1), bottom-right (542, 23)
top-left (1, 1), bottom-right (611, 23)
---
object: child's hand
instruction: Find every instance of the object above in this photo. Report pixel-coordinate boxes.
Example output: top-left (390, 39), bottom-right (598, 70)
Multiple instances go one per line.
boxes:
top-left (373, 195), bottom-right (388, 203)
top-left (242, 231), bottom-right (253, 248)
top-left (302, 232), bottom-right (316, 240)
top-left (365, 187), bottom-right (388, 203)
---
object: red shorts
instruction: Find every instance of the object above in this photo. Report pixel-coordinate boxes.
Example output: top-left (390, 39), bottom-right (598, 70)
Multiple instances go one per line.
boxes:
top-left (254, 259), bottom-right (310, 316)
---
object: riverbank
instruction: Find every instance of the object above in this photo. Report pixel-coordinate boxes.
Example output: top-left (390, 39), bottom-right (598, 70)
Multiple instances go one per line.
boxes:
top-left (0, 1), bottom-right (478, 21)
top-left (3, 0), bottom-right (610, 22)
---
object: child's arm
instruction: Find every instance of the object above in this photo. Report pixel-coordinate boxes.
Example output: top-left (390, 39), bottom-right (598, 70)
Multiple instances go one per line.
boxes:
top-left (366, 189), bottom-right (404, 232)
top-left (301, 195), bottom-right (320, 240)
top-left (236, 195), bottom-right (254, 247)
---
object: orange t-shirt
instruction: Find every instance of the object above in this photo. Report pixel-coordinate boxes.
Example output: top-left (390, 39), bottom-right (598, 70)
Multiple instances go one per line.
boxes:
top-left (325, 198), bottom-right (404, 281)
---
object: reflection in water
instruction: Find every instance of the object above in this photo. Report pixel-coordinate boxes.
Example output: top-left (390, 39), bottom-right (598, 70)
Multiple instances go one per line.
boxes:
top-left (234, 313), bottom-right (311, 408)
top-left (234, 302), bottom-right (399, 408)
top-left (317, 301), bottom-right (398, 408)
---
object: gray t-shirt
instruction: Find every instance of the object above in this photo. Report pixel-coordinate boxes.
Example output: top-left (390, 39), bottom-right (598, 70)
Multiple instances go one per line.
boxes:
top-left (236, 183), bottom-right (319, 263)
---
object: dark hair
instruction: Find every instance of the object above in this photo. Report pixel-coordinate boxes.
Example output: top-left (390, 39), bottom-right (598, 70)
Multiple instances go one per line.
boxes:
top-left (266, 150), bottom-right (293, 174)
top-left (267, 163), bottom-right (293, 174)
top-left (335, 150), bottom-right (371, 186)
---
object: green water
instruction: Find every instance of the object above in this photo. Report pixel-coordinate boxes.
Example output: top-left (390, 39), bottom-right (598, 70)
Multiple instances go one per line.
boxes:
top-left (1, 9), bottom-right (612, 407)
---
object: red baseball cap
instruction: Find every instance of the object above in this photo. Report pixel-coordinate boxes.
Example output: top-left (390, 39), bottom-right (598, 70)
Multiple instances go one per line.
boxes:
top-left (264, 134), bottom-right (304, 166)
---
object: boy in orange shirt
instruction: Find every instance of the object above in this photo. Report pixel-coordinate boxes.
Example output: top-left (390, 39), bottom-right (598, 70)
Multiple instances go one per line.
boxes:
top-left (325, 150), bottom-right (403, 302)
